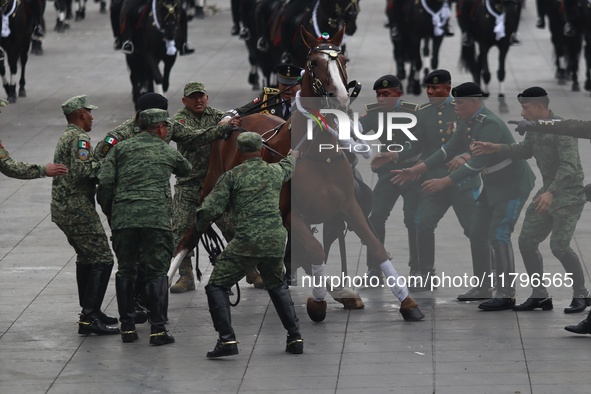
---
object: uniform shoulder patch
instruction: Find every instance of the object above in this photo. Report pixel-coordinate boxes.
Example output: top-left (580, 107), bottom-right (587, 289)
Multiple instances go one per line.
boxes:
top-left (399, 101), bottom-right (419, 112)
top-left (104, 135), bottom-right (118, 146)
top-left (475, 113), bottom-right (486, 123)
top-left (263, 87), bottom-right (280, 95)
top-left (78, 138), bottom-right (90, 161)
top-left (365, 102), bottom-right (381, 112)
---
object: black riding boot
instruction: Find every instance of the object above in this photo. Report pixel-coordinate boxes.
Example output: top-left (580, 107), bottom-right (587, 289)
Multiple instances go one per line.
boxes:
top-left (76, 264), bottom-right (92, 308)
top-left (116, 276), bottom-right (138, 343)
top-left (284, 234), bottom-right (297, 286)
top-left (267, 282), bottom-right (304, 354)
top-left (205, 284), bottom-right (238, 358)
top-left (559, 249), bottom-right (591, 313)
top-left (93, 264), bottom-right (118, 325)
top-left (147, 276), bottom-right (175, 345)
top-left (413, 230), bottom-right (434, 292)
top-left (513, 249), bottom-right (553, 311)
top-left (79, 264), bottom-right (120, 335)
top-left (457, 242), bottom-right (492, 301)
top-left (134, 262), bottom-right (149, 323)
top-left (478, 243), bottom-right (516, 311)
top-left (120, 11), bottom-right (135, 54)
top-left (565, 311), bottom-right (591, 334)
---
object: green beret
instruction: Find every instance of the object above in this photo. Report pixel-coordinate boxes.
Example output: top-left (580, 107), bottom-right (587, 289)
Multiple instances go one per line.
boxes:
top-left (184, 81), bottom-right (207, 96)
top-left (373, 75), bottom-right (401, 90)
top-left (61, 95), bottom-right (98, 115)
top-left (237, 132), bottom-right (263, 152)
top-left (451, 82), bottom-right (483, 98)
top-left (424, 69), bottom-right (451, 85)
top-left (138, 109), bottom-right (171, 128)
top-left (275, 63), bottom-right (303, 86)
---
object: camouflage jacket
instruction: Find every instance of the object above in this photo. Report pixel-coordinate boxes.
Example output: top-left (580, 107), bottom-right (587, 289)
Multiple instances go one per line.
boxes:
top-left (172, 106), bottom-right (228, 191)
top-left (97, 132), bottom-right (192, 231)
top-left (0, 139), bottom-right (47, 179)
top-left (94, 115), bottom-right (229, 160)
top-left (196, 155), bottom-right (295, 257)
top-left (51, 124), bottom-right (101, 225)
top-left (499, 113), bottom-right (585, 209)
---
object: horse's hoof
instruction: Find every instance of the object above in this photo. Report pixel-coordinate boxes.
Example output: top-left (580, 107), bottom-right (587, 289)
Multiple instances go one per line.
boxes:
top-left (572, 82), bottom-right (580, 92)
top-left (482, 91), bottom-right (491, 98)
top-left (584, 80), bottom-right (591, 91)
top-left (18, 88), bottom-right (26, 98)
top-left (7, 96), bottom-right (16, 104)
top-left (400, 297), bottom-right (425, 322)
top-left (306, 297), bottom-right (327, 322)
top-left (330, 288), bottom-right (365, 310)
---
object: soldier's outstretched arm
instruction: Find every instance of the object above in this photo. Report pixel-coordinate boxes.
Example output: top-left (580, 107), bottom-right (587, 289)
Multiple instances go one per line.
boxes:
top-left (509, 119), bottom-right (591, 139)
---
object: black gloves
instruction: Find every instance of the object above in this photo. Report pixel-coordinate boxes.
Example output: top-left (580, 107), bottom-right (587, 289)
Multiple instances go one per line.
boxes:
top-left (508, 120), bottom-right (538, 136)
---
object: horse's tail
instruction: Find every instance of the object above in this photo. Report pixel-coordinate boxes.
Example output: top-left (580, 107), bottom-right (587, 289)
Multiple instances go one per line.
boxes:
top-left (459, 42), bottom-right (477, 74)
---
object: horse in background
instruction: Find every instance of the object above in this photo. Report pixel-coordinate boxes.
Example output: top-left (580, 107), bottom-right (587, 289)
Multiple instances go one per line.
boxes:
top-left (579, 0), bottom-right (591, 94)
top-left (0, 0), bottom-right (34, 102)
top-left (388, 0), bottom-right (451, 95)
top-left (546, 0), bottom-right (582, 90)
top-left (459, 0), bottom-right (521, 112)
top-left (125, 0), bottom-right (183, 108)
top-left (200, 26), bottom-right (424, 324)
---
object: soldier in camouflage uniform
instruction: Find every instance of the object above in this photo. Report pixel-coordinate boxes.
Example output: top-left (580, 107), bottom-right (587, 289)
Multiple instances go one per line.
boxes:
top-left (472, 87), bottom-right (589, 313)
top-left (384, 70), bottom-right (487, 292)
top-left (196, 132), bottom-right (303, 358)
top-left (360, 75), bottom-right (421, 281)
top-left (393, 82), bottom-right (536, 311)
top-left (97, 109), bottom-right (192, 345)
top-left (51, 96), bottom-right (119, 336)
top-left (170, 81), bottom-right (242, 293)
top-left (0, 98), bottom-right (68, 179)
top-left (224, 64), bottom-right (302, 121)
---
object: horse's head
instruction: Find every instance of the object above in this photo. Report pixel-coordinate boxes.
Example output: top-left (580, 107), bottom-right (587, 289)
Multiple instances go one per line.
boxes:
top-left (319, 0), bottom-right (360, 36)
top-left (299, 26), bottom-right (350, 110)
top-left (154, 0), bottom-right (181, 40)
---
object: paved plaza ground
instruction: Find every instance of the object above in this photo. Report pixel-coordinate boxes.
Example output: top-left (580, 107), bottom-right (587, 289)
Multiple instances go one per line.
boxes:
top-left (2, 1), bottom-right (591, 393)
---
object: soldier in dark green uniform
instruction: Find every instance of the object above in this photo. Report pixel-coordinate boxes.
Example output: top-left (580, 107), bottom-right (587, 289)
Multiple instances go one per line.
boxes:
top-left (170, 82), bottom-right (242, 293)
top-left (51, 95), bottom-right (119, 336)
top-left (393, 82), bottom-right (536, 310)
top-left (97, 109), bottom-right (192, 345)
top-left (472, 87), bottom-right (589, 312)
top-left (1, 98), bottom-right (68, 179)
top-left (377, 70), bottom-right (487, 291)
top-left (224, 64), bottom-right (302, 121)
top-left (361, 75), bottom-right (421, 281)
top-left (196, 132), bottom-right (303, 358)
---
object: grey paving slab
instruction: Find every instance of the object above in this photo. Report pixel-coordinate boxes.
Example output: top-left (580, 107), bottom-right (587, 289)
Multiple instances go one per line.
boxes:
top-left (2, 0), bottom-right (591, 393)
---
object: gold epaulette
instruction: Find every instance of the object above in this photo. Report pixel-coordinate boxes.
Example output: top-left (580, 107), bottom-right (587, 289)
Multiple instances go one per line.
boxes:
top-left (418, 103), bottom-right (432, 111)
top-left (263, 87), bottom-right (280, 95)
top-left (365, 102), bottom-right (381, 112)
top-left (475, 113), bottom-right (486, 123)
top-left (399, 101), bottom-right (419, 112)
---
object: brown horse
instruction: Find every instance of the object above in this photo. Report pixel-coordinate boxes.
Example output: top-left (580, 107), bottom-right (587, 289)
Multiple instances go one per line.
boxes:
top-left (200, 26), bottom-right (424, 323)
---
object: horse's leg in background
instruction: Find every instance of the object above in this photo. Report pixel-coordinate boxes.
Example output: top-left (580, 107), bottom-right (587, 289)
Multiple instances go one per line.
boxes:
top-left (392, 39), bottom-right (406, 80)
top-left (146, 53), bottom-right (165, 95)
top-left (431, 36), bottom-right (443, 72)
top-left (477, 43), bottom-right (489, 95)
top-left (54, 0), bottom-right (69, 32)
top-left (421, 37), bottom-right (431, 80)
top-left (497, 43), bottom-right (509, 113)
top-left (340, 197), bottom-right (424, 321)
top-left (161, 56), bottom-right (177, 93)
top-left (74, 0), bottom-right (86, 21)
top-left (584, 37), bottom-right (591, 93)
top-left (18, 40), bottom-right (29, 98)
top-left (407, 37), bottom-right (422, 95)
top-left (3, 46), bottom-right (19, 103)
top-left (568, 33), bottom-right (582, 91)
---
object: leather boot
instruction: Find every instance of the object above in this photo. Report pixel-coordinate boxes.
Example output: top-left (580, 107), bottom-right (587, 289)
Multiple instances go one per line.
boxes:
top-left (478, 243), bottom-right (516, 311)
top-left (565, 312), bottom-right (591, 334)
top-left (147, 277), bottom-right (175, 345)
top-left (458, 241), bottom-right (492, 301)
top-left (134, 263), bottom-right (149, 324)
top-left (413, 230), bottom-right (434, 292)
top-left (116, 276), bottom-right (138, 343)
top-left (76, 264), bottom-right (92, 308)
top-left (94, 264), bottom-right (118, 325)
top-left (170, 255), bottom-right (196, 293)
top-left (559, 249), bottom-right (591, 313)
top-left (78, 264), bottom-right (119, 335)
top-left (267, 282), bottom-right (304, 354)
top-left (205, 284), bottom-right (238, 358)
top-left (284, 234), bottom-right (297, 286)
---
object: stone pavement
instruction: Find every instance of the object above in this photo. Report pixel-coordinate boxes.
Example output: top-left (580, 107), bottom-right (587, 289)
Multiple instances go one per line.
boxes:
top-left (2, 1), bottom-right (591, 393)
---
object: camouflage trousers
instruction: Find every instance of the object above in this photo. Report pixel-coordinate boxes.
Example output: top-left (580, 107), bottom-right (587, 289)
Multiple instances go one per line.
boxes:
top-left (172, 184), bottom-right (200, 275)
top-left (518, 202), bottom-right (585, 257)
top-left (112, 228), bottom-right (173, 282)
top-left (208, 252), bottom-right (285, 290)
top-left (56, 222), bottom-right (113, 266)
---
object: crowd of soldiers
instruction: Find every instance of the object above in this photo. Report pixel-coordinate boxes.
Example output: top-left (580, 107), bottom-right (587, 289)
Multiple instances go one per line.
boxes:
top-left (5, 56), bottom-right (591, 357)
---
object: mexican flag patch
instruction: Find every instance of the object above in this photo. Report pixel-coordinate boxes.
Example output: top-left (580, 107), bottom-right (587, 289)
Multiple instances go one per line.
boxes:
top-left (78, 140), bottom-right (90, 149)
top-left (104, 136), bottom-right (118, 145)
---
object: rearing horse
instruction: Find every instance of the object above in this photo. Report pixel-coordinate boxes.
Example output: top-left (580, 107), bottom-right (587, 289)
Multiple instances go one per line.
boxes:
top-left (201, 26), bottom-right (424, 323)
top-left (125, 0), bottom-right (182, 108)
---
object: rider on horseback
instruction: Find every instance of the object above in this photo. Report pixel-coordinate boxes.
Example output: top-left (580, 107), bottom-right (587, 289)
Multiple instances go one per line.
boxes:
top-left (114, 0), bottom-right (195, 55)
top-left (563, 0), bottom-right (577, 37)
top-left (387, 0), bottom-right (453, 42)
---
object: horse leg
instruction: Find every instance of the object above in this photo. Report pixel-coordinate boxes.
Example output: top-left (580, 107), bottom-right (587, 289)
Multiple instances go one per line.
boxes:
top-left (147, 56), bottom-right (165, 95)
top-left (497, 45), bottom-right (508, 113)
top-left (18, 43), bottom-right (29, 98)
top-left (340, 198), bottom-right (424, 321)
top-left (478, 45), bottom-right (490, 96)
top-left (162, 56), bottom-right (176, 93)
top-left (407, 40), bottom-right (421, 95)
top-left (5, 54), bottom-right (19, 103)
top-left (431, 36), bottom-right (443, 71)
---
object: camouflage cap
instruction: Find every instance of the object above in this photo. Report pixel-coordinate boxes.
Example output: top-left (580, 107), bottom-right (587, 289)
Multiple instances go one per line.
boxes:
top-left (184, 81), bottom-right (207, 96)
top-left (237, 132), bottom-right (263, 152)
top-left (61, 95), bottom-right (98, 115)
top-left (138, 108), bottom-right (171, 128)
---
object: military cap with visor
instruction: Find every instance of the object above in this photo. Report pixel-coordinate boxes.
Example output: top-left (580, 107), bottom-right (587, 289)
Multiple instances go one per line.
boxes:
top-left (451, 82), bottom-right (484, 98)
top-left (184, 81), bottom-right (207, 97)
top-left (61, 95), bottom-right (98, 115)
top-left (274, 64), bottom-right (303, 86)
top-left (237, 132), bottom-right (263, 152)
top-left (373, 75), bottom-right (401, 90)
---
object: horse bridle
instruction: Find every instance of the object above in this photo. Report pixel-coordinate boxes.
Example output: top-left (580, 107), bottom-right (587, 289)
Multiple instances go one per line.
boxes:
top-left (305, 42), bottom-right (361, 103)
top-left (153, 0), bottom-right (179, 33)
